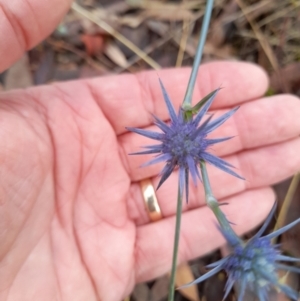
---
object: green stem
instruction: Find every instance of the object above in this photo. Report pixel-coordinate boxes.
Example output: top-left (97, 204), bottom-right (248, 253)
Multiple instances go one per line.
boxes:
top-left (182, 0), bottom-right (214, 108)
top-left (168, 184), bottom-right (183, 301)
top-left (200, 161), bottom-right (241, 245)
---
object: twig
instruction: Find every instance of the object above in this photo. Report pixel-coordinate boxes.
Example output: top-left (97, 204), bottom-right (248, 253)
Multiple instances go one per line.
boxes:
top-left (47, 38), bottom-right (108, 72)
top-left (257, 2), bottom-right (300, 28)
top-left (176, 18), bottom-right (190, 67)
top-left (222, 0), bottom-right (274, 25)
top-left (272, 173), bottom-right (300, 244)
top-left (235, 0), bottom-right (279, 72)
top-left (71, 2), bottom-right (161, 70)
top-left (115, 11), bottom-right (204, 73)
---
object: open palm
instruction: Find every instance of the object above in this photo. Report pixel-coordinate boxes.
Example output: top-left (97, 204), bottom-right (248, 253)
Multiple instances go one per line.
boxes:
top-left (1, 1), bottom-right (300, 301)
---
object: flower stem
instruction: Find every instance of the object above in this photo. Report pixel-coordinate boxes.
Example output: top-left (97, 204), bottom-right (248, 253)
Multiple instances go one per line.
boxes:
top-left (200, 161), bottom-right (241, 245)
top-left (168, 1), bottom-right (215, 299)
top-left (168, 184), bottom-right (183, 301)
top-left (182, 0), bottom-right (214, 108)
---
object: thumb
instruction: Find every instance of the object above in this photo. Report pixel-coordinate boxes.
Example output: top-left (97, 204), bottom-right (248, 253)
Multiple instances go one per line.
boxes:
top-left (0, 0), bottom-right (72, 72)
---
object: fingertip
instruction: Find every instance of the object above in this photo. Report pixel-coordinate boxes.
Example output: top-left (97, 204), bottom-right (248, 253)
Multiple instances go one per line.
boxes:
top-left (196, 61), bottom-right (270, 108)
top-left (0, 0), bottom-right (72, 72)
top-left (89, 61), bottom-right (270, 134)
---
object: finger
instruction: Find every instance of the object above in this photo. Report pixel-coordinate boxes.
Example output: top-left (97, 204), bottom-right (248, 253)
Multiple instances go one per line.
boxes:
top-left (128, 137), bottom-right (300, 225)
top-left (134, 187), bottom-right (275, 282)
top-left (87, 61), bottom-right (268, 134)
top-left (119, 94), bottom-right (300, 180)
top-left (0, 0), bottom-right (72, 72)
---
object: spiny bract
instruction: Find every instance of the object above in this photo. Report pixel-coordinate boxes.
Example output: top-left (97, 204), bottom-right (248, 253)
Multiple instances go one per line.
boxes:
top-left (182, 204), bottom-right (300, 301)
top-left (127, 79), bottom-right (243, 201)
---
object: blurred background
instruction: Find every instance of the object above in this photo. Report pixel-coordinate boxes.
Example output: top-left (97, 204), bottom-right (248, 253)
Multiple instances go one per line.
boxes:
top-left (1, 0), bottom-right (300, 300)
top-left (1, 0), bottom-right (300, 96)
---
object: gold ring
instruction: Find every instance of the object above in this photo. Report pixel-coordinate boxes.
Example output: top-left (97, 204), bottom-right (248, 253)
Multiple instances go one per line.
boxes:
top-left (140, 179), bottom-right (162, 222)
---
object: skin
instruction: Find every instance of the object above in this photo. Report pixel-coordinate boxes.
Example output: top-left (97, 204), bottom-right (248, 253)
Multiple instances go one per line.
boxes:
top-left (0, 1), bottom-right (300, 300)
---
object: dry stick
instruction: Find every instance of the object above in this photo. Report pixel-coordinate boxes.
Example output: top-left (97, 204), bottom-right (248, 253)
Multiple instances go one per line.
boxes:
top-left (257, 2), bottom-right (300, 28)
top-left (71, 2), bottom-right (161, 70)
top-left (222, 0), bottom-right (273, 25)
top-left (115, 10), bottom-right (205, 73)
top-left (235, 0), bottom-right (290, 93)
top-left (235, 0), bottom-right (279, 72)
top-left (115, 36), bottom-right (169, 73)
top-left (47, 38), bottom-right (108, 72)
top-left (272, 173), bottom-right (300, 244)
top-left (176, 18), bottom-right (190, 67)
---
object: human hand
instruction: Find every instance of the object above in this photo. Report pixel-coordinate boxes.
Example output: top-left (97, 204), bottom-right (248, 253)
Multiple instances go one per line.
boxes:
top-left (1, 1), bottom-right (300, 301)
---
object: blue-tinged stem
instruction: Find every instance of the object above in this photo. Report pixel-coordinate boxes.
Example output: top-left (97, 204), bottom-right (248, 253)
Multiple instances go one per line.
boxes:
top-left (200, 161), bottom-right (241, 245)
top-left (182, 0), bottom-right (214, 109)
top-left (168, 184), bottom-right (183, 301)
top-left (168, 1), bottom-right (215, 299)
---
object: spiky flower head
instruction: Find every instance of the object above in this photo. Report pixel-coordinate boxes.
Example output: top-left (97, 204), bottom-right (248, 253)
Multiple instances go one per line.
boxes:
top-left (182, 204), bottom-right (300, 301)
top-left (127, 80), bottom-right (243, 201)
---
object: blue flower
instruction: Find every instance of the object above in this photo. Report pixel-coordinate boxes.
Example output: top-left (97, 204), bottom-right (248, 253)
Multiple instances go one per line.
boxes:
top-left (181, 204), bottom-right (300, 301)
top-left (127, 79), bottom-right (243, 201)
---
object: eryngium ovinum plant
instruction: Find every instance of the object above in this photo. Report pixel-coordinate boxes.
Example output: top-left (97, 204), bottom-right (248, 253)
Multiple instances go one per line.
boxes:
top-left (127, 0), bottom-right (300, 300)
